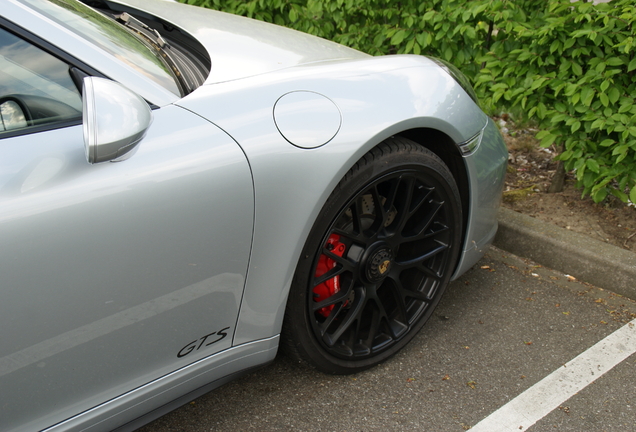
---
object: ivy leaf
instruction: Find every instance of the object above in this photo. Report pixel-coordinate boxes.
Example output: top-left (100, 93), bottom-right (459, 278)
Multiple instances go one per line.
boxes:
top-left (611, 189), bottom-right (629, 203)
top-left (600, 139), bottom-right (614, 147)
top-left (593, 188), bottom-right (608, 203)
top-left (600, 80), bottom-right (610, 92)
top-left (288, 7), bottom-right (298, 22)
top-left (391, 29), bottom-right (406, 45)
top-left (609, 87), bottom-right (620, 104)
top-left (586, 159), bottom-right (600, 173)
top-left (540, 133), bottom-right (557, 147)
top-left (630, 185), bottom-right (636, 204)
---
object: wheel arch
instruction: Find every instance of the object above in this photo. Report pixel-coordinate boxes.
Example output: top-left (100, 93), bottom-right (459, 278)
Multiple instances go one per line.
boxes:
top-left (396, 128), bottom-right (470, 242)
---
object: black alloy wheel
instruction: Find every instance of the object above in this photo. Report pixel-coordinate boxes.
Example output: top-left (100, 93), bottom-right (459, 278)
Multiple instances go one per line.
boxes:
top-left (282, 138), bottom-right (462, 374)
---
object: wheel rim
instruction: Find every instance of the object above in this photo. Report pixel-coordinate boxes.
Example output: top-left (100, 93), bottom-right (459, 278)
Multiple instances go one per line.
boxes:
top-left (308, 169), bottom-right (455, 360)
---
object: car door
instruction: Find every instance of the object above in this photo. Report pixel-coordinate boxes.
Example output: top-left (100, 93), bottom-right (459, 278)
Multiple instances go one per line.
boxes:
top-left (0, 26), bottom-right (254, 431)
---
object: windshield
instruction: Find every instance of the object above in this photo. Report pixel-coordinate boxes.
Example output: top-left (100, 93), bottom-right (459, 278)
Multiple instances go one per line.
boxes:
top-left (19, 0), bottom-right (181, 96)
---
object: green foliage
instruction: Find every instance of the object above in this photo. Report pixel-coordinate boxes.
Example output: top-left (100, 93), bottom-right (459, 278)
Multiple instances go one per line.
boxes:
top-left (182, 0), bottom-right (636, 204)
top-left (478, 0), bottom-right (636, 203)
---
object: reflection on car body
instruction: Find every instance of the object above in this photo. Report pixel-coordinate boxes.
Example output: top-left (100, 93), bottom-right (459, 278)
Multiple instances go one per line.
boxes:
top-left (0, 0), bottom-right (507, 430)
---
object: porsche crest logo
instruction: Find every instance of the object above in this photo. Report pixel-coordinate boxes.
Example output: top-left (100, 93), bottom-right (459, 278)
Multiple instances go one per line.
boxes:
top-left (378, 260), bottom-right (391, 274)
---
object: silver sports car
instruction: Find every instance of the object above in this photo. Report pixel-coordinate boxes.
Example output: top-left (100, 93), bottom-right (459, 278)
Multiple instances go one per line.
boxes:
top-left (0, 0), bottom-right (507, 430)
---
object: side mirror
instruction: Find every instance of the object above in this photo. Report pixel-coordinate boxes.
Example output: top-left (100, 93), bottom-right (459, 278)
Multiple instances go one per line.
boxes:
top-left (82, 77), bottom-right (153, 164)
top-left (0, 99), bottom-right (28, 131)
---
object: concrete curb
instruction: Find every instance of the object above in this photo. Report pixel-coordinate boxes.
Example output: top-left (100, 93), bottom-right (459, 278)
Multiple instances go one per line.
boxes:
top-left (493, 207), bottom-right (636, 300)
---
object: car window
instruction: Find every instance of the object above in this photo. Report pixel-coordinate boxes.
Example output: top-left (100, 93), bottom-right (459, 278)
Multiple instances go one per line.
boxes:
top-left (0, 27), bottom-right (82, 135)
top-left (18, 0), bottom-right (181, 96)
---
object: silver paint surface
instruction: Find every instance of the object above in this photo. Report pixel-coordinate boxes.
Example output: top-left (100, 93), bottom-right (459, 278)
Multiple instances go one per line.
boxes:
top-left (0, 0), bottom-right (506, 429)
top-left (0, 105), bottom-right (253, 431)
top-left (273, 91), bottom-right (342, 148)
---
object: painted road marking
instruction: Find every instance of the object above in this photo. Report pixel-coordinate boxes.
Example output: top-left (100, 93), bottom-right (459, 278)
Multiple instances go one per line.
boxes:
top-left (470, 319), bottom-right (636, 432)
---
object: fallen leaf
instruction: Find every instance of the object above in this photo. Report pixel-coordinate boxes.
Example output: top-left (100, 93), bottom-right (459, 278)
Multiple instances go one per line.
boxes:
top-left (524, 341), bottom-right (533, 345)
top-left (555, 303), bottom-right (560, 307)
top-left (481, 265), bottom-right (490, 269)
top-left (595, 298), bottom-right (605, 303)
top-left (563, 311), bottom-right (570, 315)
top-left (442, 374), bottom-right (450, 381)
top-left (565, 274), bottom-right (576, 281)
top-left (466, 380), bottom-right (477, 389)
top-left (559, 405), bottom-right (570, 414)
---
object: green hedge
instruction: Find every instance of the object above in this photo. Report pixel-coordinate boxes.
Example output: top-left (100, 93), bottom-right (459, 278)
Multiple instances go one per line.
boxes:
top-left (182, 0), bottom-right (636, 204)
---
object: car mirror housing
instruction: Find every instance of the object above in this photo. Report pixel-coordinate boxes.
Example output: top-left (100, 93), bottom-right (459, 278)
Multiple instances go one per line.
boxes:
top-left (82, 76), bottom-right (153, 164)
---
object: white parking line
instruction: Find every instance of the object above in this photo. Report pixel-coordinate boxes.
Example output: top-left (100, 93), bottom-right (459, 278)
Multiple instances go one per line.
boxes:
top-left (470, 319), bottom-right (636, 432)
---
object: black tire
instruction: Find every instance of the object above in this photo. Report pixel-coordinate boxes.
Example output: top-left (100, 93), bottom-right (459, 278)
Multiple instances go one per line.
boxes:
top-left (282, 137), bottom-right (463, 374)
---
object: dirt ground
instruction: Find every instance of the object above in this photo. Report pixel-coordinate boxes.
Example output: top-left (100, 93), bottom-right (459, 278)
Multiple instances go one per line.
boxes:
top-left (497, 115), bottom-right (636, 252)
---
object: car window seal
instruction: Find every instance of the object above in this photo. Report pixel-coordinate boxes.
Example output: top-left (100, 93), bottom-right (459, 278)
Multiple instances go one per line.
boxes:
top-left (0, 118), bottom-right (82, 140)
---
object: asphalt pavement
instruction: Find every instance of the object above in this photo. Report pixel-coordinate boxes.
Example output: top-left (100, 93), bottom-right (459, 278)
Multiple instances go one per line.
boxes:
top-left (140, 209), bottom-right (636, 432)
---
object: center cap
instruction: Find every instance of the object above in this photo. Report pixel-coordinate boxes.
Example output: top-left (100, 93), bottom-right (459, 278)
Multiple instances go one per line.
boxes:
top-left (366, 248), bottom-right (393, 282)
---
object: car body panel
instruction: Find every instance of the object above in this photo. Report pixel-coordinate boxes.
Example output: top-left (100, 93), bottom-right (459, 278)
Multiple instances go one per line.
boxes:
top-left (0, 0), bottom-right (507, 430)
top-left (0, 105), bottom-right (254, 431)
top-left (452, 117), bottom-right (507, 276)
top-left (174, 56), bottom-right (491, 343)
top-left (42, 336), bottom-right (279, 432)
top-left (108, 0), bottom-right (370, 85)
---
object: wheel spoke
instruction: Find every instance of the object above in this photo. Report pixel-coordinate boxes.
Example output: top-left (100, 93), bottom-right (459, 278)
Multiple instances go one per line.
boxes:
top-left (407, 200), bottom-right (445, 239)
top-left (383, 177), bottom-right (401, 214)
top-left (394, 241), bottom-right (448, 269)
top-left (405, 221), bottom-right (449, 242)
top-left (322, 247), bottom-right (354, 269)
top-left (321, 288), bottom-right (366, 346)
top-left (408, 186), bottom-right (434, 218)
top-left (386, 279), bottom-right (410, 325)
top-left (332, 226), bottom-right (360, 242)
top-left (312, 285), bottom-right (352, 312)
top-left (312, 265), bottom-right (345, 288)
top-left (351, 198), bottom-right (365, 236)
top-left (393, 276), bottom-right (430, 303)
top-left (363, 306), bottom-right (382, 347)
top-left (318, 302), bottom-right (344, 337)
top-left (419, 264), bottom-right (443, 280)
top-left (393, 177), bottom-right (416, 232)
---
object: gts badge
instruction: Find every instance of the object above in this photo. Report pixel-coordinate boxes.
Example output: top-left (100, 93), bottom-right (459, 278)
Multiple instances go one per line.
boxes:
top-left (177, 327), bottom-right (230, 358)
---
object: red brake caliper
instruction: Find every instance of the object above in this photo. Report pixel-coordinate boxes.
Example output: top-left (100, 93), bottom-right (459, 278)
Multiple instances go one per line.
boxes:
top-left (313, 234), bottom-right (346, 318)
